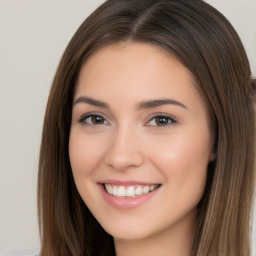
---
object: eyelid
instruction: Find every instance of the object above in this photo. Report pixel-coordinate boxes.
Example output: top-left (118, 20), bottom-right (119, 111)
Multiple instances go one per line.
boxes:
top-left (145, 113), bottom-right (178, 127)
top-left (78, 112), bottom-right (109, 125)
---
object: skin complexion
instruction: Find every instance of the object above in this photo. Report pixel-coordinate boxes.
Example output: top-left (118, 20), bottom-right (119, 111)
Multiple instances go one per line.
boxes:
top-left (69, 43), bottom-right (215, 256)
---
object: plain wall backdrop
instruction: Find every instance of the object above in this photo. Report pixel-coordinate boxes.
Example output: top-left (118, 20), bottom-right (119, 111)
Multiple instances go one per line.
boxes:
top-left (0, 0), bottom-right (255, 255)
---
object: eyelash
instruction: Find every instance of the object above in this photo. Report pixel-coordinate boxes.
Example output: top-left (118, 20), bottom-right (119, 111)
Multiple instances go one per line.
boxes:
top-left (78, 113), bottom-right (177, 127)
top-left (147, 114), bottom-right (177, 127)
top-left (78, 113), bottom-right (109, 126)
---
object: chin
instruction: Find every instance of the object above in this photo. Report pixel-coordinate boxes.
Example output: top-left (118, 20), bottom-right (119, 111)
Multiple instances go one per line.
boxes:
top-left (98, 218), bottom-right (156, 240)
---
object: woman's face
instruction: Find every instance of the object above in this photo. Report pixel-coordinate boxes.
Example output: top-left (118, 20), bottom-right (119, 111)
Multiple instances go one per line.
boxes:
top-left (69, 43), bottom-right (214, 241)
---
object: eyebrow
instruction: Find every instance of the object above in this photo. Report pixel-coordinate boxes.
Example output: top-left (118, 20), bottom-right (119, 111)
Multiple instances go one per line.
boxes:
top-left (73, 96), bottom-right (110, 108)
top-left (73, 96), bottom-right (187, 110)
top-left (137, 99), bottom-right (187, 110)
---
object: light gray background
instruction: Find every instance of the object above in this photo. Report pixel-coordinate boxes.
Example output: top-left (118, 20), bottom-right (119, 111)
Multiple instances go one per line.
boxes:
top-left (0, 0), bottom-right (255, 255)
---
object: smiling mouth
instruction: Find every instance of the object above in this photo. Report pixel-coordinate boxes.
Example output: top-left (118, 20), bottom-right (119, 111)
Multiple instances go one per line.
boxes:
top-left (103, 184), bottom-right (161, 198)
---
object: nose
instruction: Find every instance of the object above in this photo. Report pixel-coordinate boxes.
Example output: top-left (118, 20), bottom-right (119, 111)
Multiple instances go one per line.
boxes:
top-left (104, 126), bottom-right (144, 170)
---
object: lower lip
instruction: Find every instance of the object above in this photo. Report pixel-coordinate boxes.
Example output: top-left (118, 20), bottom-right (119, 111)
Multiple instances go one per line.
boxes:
top-left (99, 184), bottom-right (161, 210)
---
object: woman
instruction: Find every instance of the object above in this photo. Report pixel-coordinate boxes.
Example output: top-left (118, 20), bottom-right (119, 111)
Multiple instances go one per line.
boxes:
top-left (37, 0), bottom-right (256, 255)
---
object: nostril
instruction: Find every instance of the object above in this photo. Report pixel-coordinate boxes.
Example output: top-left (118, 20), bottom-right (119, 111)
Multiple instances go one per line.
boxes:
top-left (104, 151), bottom-right (144, 170)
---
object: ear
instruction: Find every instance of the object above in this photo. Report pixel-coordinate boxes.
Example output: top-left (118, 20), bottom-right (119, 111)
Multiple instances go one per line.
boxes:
top-left (209, 150), bottom-right (216, 162)
top-left (209, 141), bottom-right (217, 162)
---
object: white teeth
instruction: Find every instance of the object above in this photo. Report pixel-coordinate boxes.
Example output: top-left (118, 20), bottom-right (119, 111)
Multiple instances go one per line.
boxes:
top-left (104, 184), bottom-right (159, 197)
top-left (149, 185), bottom-right (155, 191)
top-left (106, 184), bottom-right (113, 194)
top-left (113, 186), bottom-right (118, 196)
top-left (142, 186), bottom-right (149, 194)
top-left (126, 186), bottom-right (136, 197)
top-left (108, 184), bottom-right (113, 194)
top-left (105, 184), bottom-right (111, 194)
top-left (117, 186), bottom-right (126, 197)
top-left (135, 186), bottom-right (142, 196)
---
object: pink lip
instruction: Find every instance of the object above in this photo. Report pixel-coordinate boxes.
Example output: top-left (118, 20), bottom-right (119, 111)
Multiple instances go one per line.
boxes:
top-left (98, 183), bottom-right (161, 210)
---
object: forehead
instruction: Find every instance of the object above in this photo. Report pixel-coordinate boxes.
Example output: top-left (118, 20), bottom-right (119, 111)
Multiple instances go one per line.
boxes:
top-left (75, 42), bottom-right (197, 96)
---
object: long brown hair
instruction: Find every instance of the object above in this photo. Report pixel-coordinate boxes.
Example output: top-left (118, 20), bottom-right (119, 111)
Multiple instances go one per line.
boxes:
top-left (38, 0), bottom-right (256, 255)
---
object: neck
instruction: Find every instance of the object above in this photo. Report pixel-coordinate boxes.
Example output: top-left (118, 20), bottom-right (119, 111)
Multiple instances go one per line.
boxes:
top-left (114, 210), bottom-right (196, 256)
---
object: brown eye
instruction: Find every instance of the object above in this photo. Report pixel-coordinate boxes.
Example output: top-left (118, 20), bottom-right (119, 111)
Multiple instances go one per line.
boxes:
top-left (155, 117), bottom-right (169, 126)
top-left (91, 115), bottom-right (105, 124)
top-left (147, 115), bottom-right (176, 127)
top-left (79, 114), bottom-right (108, 125)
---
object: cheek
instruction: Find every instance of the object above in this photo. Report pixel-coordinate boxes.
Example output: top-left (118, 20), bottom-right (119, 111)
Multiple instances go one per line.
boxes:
top-left (153, 132), bottom-right (211, 171)
top-left (69, 131), bottom-right (106, 206)
top-left (151, 129), bottom-right (211, 200)
top-left (69, 130), bottom-right (104, 178)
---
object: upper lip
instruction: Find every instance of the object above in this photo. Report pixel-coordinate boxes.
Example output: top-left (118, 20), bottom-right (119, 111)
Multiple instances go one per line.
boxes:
top-left (98, 179), bottom-right (161, 186)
